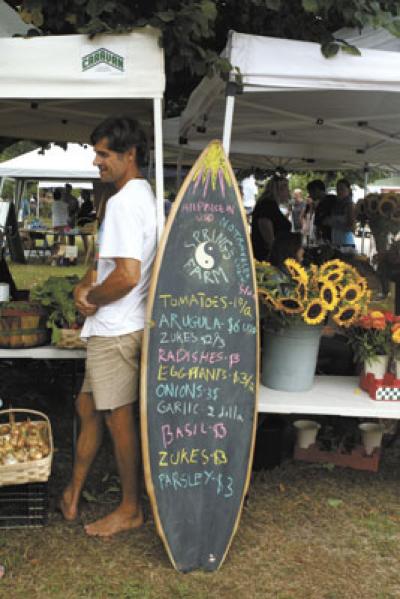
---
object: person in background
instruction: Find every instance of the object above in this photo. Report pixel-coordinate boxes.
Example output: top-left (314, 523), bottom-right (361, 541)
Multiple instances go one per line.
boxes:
top-left (307, 179), bottom-right (334, 243)
top-left (64, 183), bottom-right (79, 229)
top-left (251, 170), bottom-right (291, 261)
top-left (164, 191), bottom-right (175, 219)
top-left (18, 196), bottom-right (30, 223)
top-left (330, 178), bottom-right (356, 252)
top-left (29, 194), bottom-right (37, 216)
top-left (269, 232), bottom-right (304, 271)
top-left (51, 188), bottom-right (68, 243)
top-left (77, 189), bottom-right (95, 226)
top-left (241, 173), bottom-right (258, 221)
top-left (289, 188), bottom-right (305, 233)
top-left (60, 116), bottom-right (156, 538)
top-left (77, 189), bottom-right (96, 257)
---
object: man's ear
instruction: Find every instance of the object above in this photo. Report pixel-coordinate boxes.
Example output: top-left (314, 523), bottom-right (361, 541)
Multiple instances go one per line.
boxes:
top-left (128, 147), bottom-right (137, 164)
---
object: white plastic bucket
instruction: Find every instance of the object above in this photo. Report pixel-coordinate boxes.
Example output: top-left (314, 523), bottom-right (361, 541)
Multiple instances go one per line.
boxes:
top-left (358, 422), bottom-right (385, 456)
top-left (0, 283), bottom-right (9, 302)
top-left (294, 419), bottom-right (321, 449)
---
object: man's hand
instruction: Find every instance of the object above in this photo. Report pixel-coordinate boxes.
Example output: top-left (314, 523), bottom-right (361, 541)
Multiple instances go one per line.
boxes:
top-left (74, 284), bottom-right (98, 317)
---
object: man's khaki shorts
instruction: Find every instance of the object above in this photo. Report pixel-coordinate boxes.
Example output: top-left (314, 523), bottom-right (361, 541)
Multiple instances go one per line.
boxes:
top-left (80, 331), bottom-right (143, 411)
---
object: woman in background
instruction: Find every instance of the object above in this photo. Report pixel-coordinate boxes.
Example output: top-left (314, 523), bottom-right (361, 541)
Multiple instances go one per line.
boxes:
top-left (251, 171), bottom-right (291, 261)
top-left (269, 232), bottom-right (304, 271)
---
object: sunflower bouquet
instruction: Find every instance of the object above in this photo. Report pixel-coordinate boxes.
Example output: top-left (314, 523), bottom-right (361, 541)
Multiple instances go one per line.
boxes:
top-left (355, 193), bottom-right (400, 252)
top-left (255, 258), bottom-right (370, 330)
top-left (345, 310), bottom-right (395, 364)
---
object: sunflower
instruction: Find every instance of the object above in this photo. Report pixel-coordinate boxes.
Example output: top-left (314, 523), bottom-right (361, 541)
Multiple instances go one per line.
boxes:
top-left (319, 259), bottom-right (345, 276)
top-left (340, 283), bottom-right (363, 304)
top-left (296, 280), bottom-right (308, 301)
top-left (356, 276), bottom-right (368, 293)
top-left (284, 259), bottom-right (308, 283)
top-left (320, 281), bottom-right (339, 311)
top-left (378, 195), bottom-right (397, 218)
top-left (340, 263), bottom-right (360, 279)
top-left (259, 289), bottom-right (278, 309)
top-left (303, 299), bottom-right (327, 325)
top-left (324, 268), bottom-right (344, 284)
top-left (275, 296), bottom-right (304, 314)
top-left (332, 305), bottom-right (361, 328)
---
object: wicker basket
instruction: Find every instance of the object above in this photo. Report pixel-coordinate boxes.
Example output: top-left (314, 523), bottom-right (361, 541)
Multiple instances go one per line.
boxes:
top-left (0, 409), bottom-right (53, 487)
top-left (52, 326), bottom-right (86, 349)
top-left (0, 302), bottom-right (50, 348)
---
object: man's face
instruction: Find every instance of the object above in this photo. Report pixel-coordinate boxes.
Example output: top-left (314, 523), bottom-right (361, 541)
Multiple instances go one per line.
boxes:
top-left (93, 137), bottom-right (135, 187)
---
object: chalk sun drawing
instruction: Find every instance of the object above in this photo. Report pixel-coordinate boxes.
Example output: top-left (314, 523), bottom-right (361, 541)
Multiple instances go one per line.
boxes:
top-left (192, 141), bottom-right (232, 197)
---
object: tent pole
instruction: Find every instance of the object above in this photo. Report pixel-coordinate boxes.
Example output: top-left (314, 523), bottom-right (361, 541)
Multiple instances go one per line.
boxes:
top-left (222, 82), bottom-right (240, 156)
top-left (362, 164), bottom-right (369, 255)
top-left (153, 97), bottom-right (165, 243)
top-left (176, 149), bottom-right (184, 191)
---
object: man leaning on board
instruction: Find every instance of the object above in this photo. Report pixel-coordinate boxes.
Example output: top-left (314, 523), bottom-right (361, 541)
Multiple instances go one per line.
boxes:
top-left (59, 116), bottom-right (157, 537)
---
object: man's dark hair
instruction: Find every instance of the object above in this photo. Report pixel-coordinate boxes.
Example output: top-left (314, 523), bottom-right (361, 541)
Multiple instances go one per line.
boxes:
top-left (90, 117), bottom-right (148, 167)
top-left (307, 179), bottom-right (325, 195)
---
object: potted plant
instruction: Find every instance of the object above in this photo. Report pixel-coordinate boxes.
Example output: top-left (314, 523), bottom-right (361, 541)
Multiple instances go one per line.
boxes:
top-left (30, 276), bottom-right (85, 348)
top-left (256, 258), bottom-right (371, 391)
top-left (391, 319), bottom-right (400, 378)
top-left (345, 310), bottom-right (395, 379)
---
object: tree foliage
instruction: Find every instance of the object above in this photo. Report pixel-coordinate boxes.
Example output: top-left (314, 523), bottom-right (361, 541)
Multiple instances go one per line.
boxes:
top-left (6, 0), bottom-right (400, 114)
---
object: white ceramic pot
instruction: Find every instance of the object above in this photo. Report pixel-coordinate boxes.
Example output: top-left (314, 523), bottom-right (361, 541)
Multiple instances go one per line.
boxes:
top-left (293, 420), bottom-right (321, 449)
top-left (0, 283), bottom-right (9, 302)
top-left (358, 422), bottom-right (385, 456)
top-left (364, 355), bottom-right (389, 379)
top-left (395, 358), bottom-right (400, 380)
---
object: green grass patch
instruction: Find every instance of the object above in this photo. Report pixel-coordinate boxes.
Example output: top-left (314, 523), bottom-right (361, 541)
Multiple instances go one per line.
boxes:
top-left (9, 262), bottom-right (86, 291)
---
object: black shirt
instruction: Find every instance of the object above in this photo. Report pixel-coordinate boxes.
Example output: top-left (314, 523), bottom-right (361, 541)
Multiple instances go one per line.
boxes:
top-left (251, 198), bottom-right (291, 261)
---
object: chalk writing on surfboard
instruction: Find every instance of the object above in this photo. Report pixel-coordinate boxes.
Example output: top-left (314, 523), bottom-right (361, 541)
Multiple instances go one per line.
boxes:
top-left (144, 141), bottom-right (258, 572)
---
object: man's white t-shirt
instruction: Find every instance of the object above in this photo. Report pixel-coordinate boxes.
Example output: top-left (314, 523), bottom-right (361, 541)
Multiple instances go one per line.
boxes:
top-left (81, 178), bottom-right (157, 338)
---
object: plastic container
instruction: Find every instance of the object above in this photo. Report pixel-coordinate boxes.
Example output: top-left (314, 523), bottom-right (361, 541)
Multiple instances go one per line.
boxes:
top-left (262, 323), bottom-right (323, 391)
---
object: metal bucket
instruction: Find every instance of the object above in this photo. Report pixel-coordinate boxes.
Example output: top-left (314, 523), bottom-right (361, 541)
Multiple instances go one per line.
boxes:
top-left (262, 323), bottom-right (323, 392)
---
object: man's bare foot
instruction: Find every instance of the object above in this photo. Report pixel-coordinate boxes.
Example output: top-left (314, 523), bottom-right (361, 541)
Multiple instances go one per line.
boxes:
top-left (84, 506), bottom-right (144, 537)
top-left (59, 487), bottom-right (79, 522)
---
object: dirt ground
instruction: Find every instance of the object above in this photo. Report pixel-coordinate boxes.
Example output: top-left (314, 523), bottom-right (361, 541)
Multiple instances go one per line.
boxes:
top-left (0, 358), bottom-right (400, 599)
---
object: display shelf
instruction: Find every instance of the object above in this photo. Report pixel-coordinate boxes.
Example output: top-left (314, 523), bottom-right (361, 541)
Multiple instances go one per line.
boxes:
top-left (0, 345), bottom-right (86, 359)
top-left (259, 376), bottom-right (400, 419)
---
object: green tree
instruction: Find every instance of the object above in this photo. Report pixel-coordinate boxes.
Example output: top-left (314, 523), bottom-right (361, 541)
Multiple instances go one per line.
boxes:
top-left (6, 0), bottom-right (400, 114)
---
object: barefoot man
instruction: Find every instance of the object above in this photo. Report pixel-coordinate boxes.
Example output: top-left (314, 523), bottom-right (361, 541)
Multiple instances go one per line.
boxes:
top-left (60, 117), bottom-right (156, 536)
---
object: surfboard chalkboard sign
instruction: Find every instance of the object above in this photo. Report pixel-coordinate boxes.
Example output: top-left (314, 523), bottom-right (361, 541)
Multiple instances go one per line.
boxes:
top-left (141, 141), bottom-right (259, 572)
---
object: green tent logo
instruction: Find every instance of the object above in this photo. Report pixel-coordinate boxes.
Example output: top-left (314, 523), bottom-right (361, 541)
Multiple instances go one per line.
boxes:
top-left (82, 48), bottom-right (124, 72)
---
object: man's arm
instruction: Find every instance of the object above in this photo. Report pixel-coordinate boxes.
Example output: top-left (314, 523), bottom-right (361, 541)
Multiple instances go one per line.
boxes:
top-left (87, 257), bottom-right (140, 307)
top-left (74, 267), bottom-right (97, 316)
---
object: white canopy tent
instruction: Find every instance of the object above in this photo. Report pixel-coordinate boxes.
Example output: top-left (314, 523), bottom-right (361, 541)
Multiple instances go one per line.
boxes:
top-left (0, 26), bottom-right (165, 235)
top-left (0, 143), bottom-right (98, 180)
top-left (177, 28), bottom-right (400, 173)
top-left (0, 0), bottom-right (30, 38)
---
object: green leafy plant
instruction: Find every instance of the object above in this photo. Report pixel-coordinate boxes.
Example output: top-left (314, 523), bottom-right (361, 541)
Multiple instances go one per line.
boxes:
top-left (30, 275), bottom-right (83, 333)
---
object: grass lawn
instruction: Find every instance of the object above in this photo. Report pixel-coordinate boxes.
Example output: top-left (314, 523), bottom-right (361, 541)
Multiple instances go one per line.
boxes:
top-left (8, 262), bottom-right (87, 291)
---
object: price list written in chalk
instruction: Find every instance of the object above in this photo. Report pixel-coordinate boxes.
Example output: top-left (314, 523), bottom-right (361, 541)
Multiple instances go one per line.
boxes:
top-left (142, 141), bottom-right (258, 572)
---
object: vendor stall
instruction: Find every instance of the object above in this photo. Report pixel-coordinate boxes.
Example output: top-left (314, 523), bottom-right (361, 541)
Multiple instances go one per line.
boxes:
top-left (177, 28), bottom-right (400, 170)
top-left (0, 26), bottom-right (165, 238)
